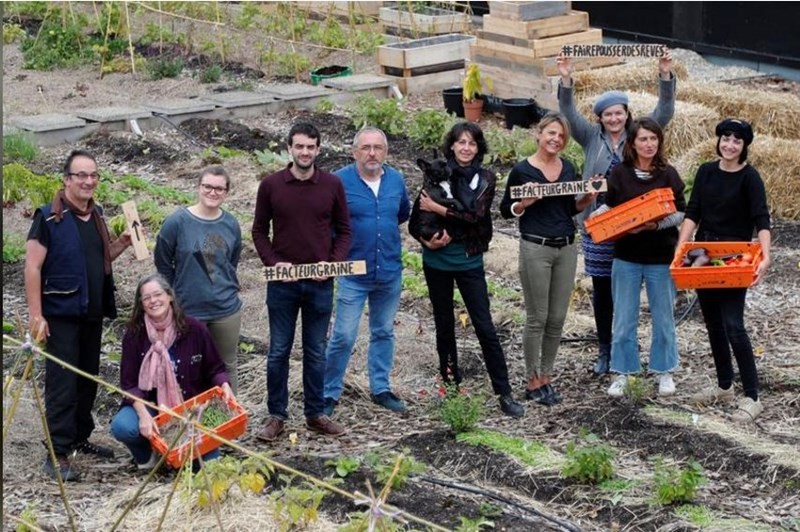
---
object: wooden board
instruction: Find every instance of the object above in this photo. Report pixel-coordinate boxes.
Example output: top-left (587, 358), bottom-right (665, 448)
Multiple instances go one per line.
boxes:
top-left (541, 54), bottom-right (623, 75)
top-left (473, 62), bottom-right (556, 107)
top-left (488, 1), bottom-right (570, 21)
top-left (380, 68), bottom-right (464, 96)
top-left (121, 201), bottom-right (150, 261)
top-left (476, 28), bottom-right (602, 58)
top-left (296, 1), bottom-right (382, 18)
top-left (471, 39), bottom-right (621, 77)
top-left (482, 11), bottom-right (589, 40)
top-left (264, 260), bottom-right (367, 282)
top-left (378, 34), bottom-right (475, 70)
top-left (379, 6), bottom-right (471, 34)
top-left (510, 179), bottom-right (607, 200)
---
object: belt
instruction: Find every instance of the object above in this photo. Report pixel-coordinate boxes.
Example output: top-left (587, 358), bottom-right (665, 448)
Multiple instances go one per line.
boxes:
top-left (521, 233), bottom-right (575, 248)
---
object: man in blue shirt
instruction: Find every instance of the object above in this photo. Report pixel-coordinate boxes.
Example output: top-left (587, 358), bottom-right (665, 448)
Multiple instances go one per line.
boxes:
top-left (323, 127), bottom-right (411, 415)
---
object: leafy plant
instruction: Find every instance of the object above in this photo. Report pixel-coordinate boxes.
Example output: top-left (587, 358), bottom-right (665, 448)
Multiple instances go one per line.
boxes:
top-left (456, 516), bottom-right (494, 532)
top-left (2, 163), bottom-right (30, 206)
top-left (624, 375), bottom-right (650, 403)
top-left (21, 19), bottom-right (90, 70)
top-left (3, 22), bottom-right (27, 44)
top-left (439, 381), bottom-right (485, 433)
top-left (478, 502), bottom-right (503, 519)
top-left (364, 449), bottom-right (426, 489)
top-left (345, 94), bottom-right (406, 137)
top-left (408, 109), bottom-right (456, 153)
top-left (239, 341), bottom-right (256, 354)
top-left (182, 455), bottom-right (271, 508)
top-left (325, 455), bottom-right (360, 478)
top-left (146, 57), bottom-right (184, 80)
top-left (598, 478), bottom-right (636, 506)
top-left (561, 430), bottom-right (615, 484)
top-left (457, 429), bottom-right (557, 469)
top-left (200, 64), bottom-right (223, 84)
top-left (254, 149), bottom-right (291, 173)
top-left (653, 458), bottom-right (706, 505)
top-left (314, 98), bottom-right (335, 114)
top-left (674, 504), bottom-right (715, 527)
top-left (4, 234), bottom-right (26, 264)
top-left (270, 477), bottom-right (327, 532)
top-left (463, 63), bottom-right (493, 102)
top-left (15, 502), bottom-right (38, 532)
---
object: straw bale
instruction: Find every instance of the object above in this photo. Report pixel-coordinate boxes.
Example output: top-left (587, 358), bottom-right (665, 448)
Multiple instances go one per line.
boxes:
top-left (678, 81), bottom-right (800, 140)
top-left (571, 60), bottom-right (689, 97)
top-left (576, 92), bottom-right (720, 160)
top-left (674, 136), bottom-right (800, 220)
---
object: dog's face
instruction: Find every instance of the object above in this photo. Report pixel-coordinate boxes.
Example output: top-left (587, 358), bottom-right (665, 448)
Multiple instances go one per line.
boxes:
top-left (417, 158), bottom-right (451, 187)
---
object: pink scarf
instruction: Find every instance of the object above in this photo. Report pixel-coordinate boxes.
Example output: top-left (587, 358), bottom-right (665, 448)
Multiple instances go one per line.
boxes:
top-left (138, 307), bottom-right (183, 408)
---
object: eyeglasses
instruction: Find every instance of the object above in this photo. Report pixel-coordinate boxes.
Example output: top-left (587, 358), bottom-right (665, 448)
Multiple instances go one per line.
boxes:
top-left (200, 183), bottom-right (228, 194)
top-left (358, 144), bottom-right (386, 153)
top-left (68, 172), bottom-right (100, 181)
top-left (141, 290), bottom-right (166, 303)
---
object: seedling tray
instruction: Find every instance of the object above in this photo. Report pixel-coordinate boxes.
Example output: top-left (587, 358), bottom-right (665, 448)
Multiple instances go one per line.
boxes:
top-left (584, 187), bottom-right (676, 243)
top-left (149, 386), bottom-right (247, 469)
top-left (670, 241), bottom-right (763, 289)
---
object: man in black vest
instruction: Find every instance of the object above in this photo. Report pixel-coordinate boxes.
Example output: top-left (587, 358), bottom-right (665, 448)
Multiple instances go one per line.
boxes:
top-left (25, 150), bottom-right (132, 481)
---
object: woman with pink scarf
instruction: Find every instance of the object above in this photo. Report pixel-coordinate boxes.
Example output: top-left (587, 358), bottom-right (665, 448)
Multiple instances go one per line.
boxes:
top-left (111, 273), bottom-right (233, 470)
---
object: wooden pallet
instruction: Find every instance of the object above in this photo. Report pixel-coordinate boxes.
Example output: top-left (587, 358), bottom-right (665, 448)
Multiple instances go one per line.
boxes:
top-left (472, 40), bottom-right (622, 76)
top-left (380, 68), bottom-right (464, 96)
top-left (379, 5), bottom-right (471, 35)
top-left (482, 11), bottom-right (588, 40)
top-left (488, 1), bottom-right (571, 21)
top-left (378, 34), bottom-right (475, 71)
top-left (477, 27), bottom-right (603, 58)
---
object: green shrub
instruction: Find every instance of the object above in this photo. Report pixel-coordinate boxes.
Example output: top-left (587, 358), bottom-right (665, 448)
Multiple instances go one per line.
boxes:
top-left (439, 381), bottom-right (485, 433)
top-left (21, 19), bottom-right (89, 70)
top-left (408, 109), bottom-right (456, 153)
top-left (146, 57), bottom-right (184, 80)
top-left (324, 455), bottom-right (360, 478)
top-left (314, 98), bottom-right (335, 114)
top-left (561, 431), bottom-right (615, 484)
top-left (364, 448), bottom-right (426, 489)
top-left (3, 22), bottom-right (27, 44)
top-left (199, 64), bottom-right (223, 83)
top-left (345, 94), bottom-right (406, 137)
top-left (653, 458), bottom-right (706, 505)
top-left (3, 234), bottom-right (26, 263)
top-left (624, 375), bottom-right (650, 403)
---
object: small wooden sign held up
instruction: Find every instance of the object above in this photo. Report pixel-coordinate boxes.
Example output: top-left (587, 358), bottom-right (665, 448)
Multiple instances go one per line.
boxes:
top-left (264, 261), bottom-right (367, 282)
top-left (510, 179), bottom-right (607, 200)
top-left (121, 200), bottom-right (150, 261)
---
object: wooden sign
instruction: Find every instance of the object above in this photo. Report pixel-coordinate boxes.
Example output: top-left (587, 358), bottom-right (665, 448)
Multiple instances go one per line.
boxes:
top-left (510, 179), bottom-right (607, 200)
top-left (264, 260), bottom-right (367, 282)
top-left (561, 43), bottom-right (666, 58)
top-left (121, 201), bottom-right (150, 261)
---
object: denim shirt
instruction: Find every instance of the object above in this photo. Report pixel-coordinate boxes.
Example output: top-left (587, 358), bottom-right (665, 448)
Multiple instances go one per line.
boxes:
top-left (335, 163), bottom-right (410, 283)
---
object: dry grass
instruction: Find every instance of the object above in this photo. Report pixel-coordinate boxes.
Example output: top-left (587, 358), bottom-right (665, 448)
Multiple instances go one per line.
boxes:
top-left (674, 136), bottom-right (800, 220)
top-left (570, 60), bottom-right (689, 97)
top-left (576, 92), bottom-right (720, 160)
top-left (678, 81), bottom-right (800, 140)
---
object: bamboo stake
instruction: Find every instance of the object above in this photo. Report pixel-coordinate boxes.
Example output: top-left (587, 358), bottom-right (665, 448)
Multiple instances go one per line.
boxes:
top-left (124, 1), bottom-right (136, 76)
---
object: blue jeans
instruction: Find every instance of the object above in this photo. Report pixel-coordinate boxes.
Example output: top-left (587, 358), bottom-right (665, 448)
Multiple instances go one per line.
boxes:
top-left (324, 275), bottom-right (402, 401)
top-left (610, 259), bottom-right (679, 374)
top-left (110, 405), bottom-right (220, 465)
top-left (266, 279), bottom-right (334, 420)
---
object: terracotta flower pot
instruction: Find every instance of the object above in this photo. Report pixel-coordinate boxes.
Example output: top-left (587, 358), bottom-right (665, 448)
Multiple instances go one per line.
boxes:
top-left (463, 98), bottom-right (484, 122)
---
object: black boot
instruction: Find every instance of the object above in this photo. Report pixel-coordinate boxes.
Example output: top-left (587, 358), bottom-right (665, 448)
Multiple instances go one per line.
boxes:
top-left (593, 343), bottom-right (611, 375)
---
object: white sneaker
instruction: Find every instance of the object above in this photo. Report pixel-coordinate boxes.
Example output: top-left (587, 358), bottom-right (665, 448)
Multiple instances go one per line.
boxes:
top-left (690, 384), bottom-right (735, 406)
top-left (731, 397), bottom-right (764, 423)
top-left (658, 374), bottom-right (676, 396)
top-left (607, 375), bottom-right (627, 397)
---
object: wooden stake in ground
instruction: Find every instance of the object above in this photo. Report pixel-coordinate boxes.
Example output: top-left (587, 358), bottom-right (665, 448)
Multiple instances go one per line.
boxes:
top-left (121, 201), bottom-right (150, 260)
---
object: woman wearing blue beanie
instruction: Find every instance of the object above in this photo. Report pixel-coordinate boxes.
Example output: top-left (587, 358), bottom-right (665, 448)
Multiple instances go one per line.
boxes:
top-left (557, 49), bottom-right (676, 376)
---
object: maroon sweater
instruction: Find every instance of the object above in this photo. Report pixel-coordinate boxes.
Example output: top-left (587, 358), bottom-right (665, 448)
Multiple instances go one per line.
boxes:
top-left (252, 165), bottom-right (351, 266)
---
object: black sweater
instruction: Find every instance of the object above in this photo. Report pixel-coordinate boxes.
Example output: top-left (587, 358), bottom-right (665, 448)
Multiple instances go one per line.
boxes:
top-left (685, 161), bottom-right (770, 242)
top-left (606, 163), bottom-right (686, 265)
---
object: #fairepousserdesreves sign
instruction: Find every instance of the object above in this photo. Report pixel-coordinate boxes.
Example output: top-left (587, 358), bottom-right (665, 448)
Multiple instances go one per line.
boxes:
top-left (510, 179), bottom-right (607, 200)
top-left (264, 260), bottom-right (367, 282)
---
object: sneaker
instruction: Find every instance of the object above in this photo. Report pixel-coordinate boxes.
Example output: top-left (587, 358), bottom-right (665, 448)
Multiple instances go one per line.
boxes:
top-left (658, 374), bottom-right (676, 396)
top-left (371, 391), bottom-right (407, 413)
top-left (607, 375), bottom-right (627, 397)
top-left (323, 397), bottom-right (338, 417)
top-left (731, 397), bottom-right (764, 423)
top-left (498, 395), bottom-right (524, 418)
top-left (74, 439), bottom-right (114, 459)
top-left (256, 417), bottom-right (285, 442)
top-left (543, 383), bottom-right (563, 405)
top-left (691, 384), bottom-right (735, 406)
top-left (306, 415), bottom-right (346, 437)
top-left (43, 454), bottom-right (80, 481)
top-left (137, 452), bottom-right (160, 471)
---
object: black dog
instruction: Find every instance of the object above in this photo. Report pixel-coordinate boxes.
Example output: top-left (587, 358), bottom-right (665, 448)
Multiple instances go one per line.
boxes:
top-left (413, 158), bottom-right (464, 241)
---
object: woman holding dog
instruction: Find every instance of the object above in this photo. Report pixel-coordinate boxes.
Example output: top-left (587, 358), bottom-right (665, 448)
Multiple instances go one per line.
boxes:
top-left (500, 112), bottom-right (598, 406)
top-left (556, 49), bottom-right (676, 375)
top-left (677, 119), bottom-right (771, 422)
top-left (409, 122), bottom-right (524, 419)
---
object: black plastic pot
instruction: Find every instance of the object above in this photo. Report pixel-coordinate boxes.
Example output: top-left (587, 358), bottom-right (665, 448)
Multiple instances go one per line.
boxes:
top-left (484, 94), bottom-right (504, 115)
top-left (442, 86), bottom-right (464, 118)
top-left (502, 98), bottom-right (540, 129)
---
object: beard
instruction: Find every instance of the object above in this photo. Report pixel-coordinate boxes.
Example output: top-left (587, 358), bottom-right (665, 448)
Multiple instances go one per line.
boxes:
top-left (293, 155), bottom-right (315, 171)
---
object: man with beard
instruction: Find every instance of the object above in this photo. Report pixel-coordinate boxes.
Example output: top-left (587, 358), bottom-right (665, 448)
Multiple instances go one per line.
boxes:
top-left (251, 122), bottom-right (352, 442)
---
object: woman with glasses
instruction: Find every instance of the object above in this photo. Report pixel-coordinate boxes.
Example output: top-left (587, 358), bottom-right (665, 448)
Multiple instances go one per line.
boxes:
top-left (155, 165), bottom-right (243, 393)
top-left (111, 273), bottom-right (234, 470)
top-left (556, 49), bottom-right (676, 375)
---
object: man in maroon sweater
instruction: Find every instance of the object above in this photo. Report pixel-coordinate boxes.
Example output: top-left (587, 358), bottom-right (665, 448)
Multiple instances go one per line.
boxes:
top-left (252, 122), bottom-right (351, 441)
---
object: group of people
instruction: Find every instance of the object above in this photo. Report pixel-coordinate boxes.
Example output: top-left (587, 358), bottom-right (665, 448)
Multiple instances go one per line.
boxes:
top-left (24, 51), bottom-right (771, 481)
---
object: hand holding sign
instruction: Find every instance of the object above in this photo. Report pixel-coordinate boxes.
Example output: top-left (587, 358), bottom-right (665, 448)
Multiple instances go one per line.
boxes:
top-left (121, 200), bottom-right (150, 261)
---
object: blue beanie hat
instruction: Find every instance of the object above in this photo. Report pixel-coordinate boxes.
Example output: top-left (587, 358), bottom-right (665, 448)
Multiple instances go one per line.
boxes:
top-left (593, 90), bottom-right (629, 116)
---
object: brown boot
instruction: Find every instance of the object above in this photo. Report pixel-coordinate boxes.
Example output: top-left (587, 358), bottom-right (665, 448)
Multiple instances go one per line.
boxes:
top-left (306, 415), bottom-right (346, 437)
top-left (256, 417), bottom-right (285, 442)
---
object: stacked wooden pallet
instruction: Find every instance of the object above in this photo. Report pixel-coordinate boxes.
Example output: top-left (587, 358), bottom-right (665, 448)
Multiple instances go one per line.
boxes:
top-left (473, 1), bottom-right (622, 109)
top-left (379, 4), bottom-right (471, 38)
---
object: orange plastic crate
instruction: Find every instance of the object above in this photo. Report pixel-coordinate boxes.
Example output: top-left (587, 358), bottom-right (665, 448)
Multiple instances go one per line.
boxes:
top-left (670, 242), bottom-right (762, 290)
top-left (149, 386), bottom-right (248, 469)
top-left (584, 187), bottom-right (676, 243)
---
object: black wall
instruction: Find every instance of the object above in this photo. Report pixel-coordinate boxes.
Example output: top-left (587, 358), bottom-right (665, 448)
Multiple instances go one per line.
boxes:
top-left (571, 1), bottom-right (799, 69)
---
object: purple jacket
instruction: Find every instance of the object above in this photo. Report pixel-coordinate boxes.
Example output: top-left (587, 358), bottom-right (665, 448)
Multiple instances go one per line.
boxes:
top-left (120, 316), bottom-right (229, 405)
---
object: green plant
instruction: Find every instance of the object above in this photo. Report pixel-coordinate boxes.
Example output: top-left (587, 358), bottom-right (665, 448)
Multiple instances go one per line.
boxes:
top-left (314, 98), bottom-right (335, 114)
top-left (561, 137), bottom-right (586, 175)
top-left (107, 214), bottom-right (127, 238)
top-left (624, 375), bottom-right (650, 403)
top-left (408, 109), bottom-right (456, 152)
top-left (2, 163), bottom-right (30, 206)
top-left (21, 19), bottom-right (90, 70)
top-left (183, 455), bottom-right (271, 508)
top-left (561, 430), bottom-right (615, 484)
top-left (457, 429), bottom-right (557, 469)
top-left (146, 57), bottom-right (184, 80)
top-left (439, 381), bottom-right (485, 433)
top-left (199, 64), bottom-right (223, 83)
top-left (325, 455), bottom-right (361, 477)
top-left (4, 234), bottom-right (26, 264)
top-left (674, 504), bottom-right (715, 527)
top-left (3, 22), bottom-right (27, 44)
top-left (254, 149), bottom-right (291, 173)
top-left (456, 516), bottom-right (494, 532)
top-left (463, 63), bottom-right (493, 102)
top-left (478, 502), bottom-right (503, 519)
top-left (270, 477), bottom-right (327, 532)
top-left (364, 449), bottom-right (426, 489)
top-left (598, 478), bottom-right (636, 506)
top-left (15, 502), bottom-right (38, 532)
top-left (653, 458), bottom-right (706, 505)
top-left (345, 94), bottom-right (406, 136)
